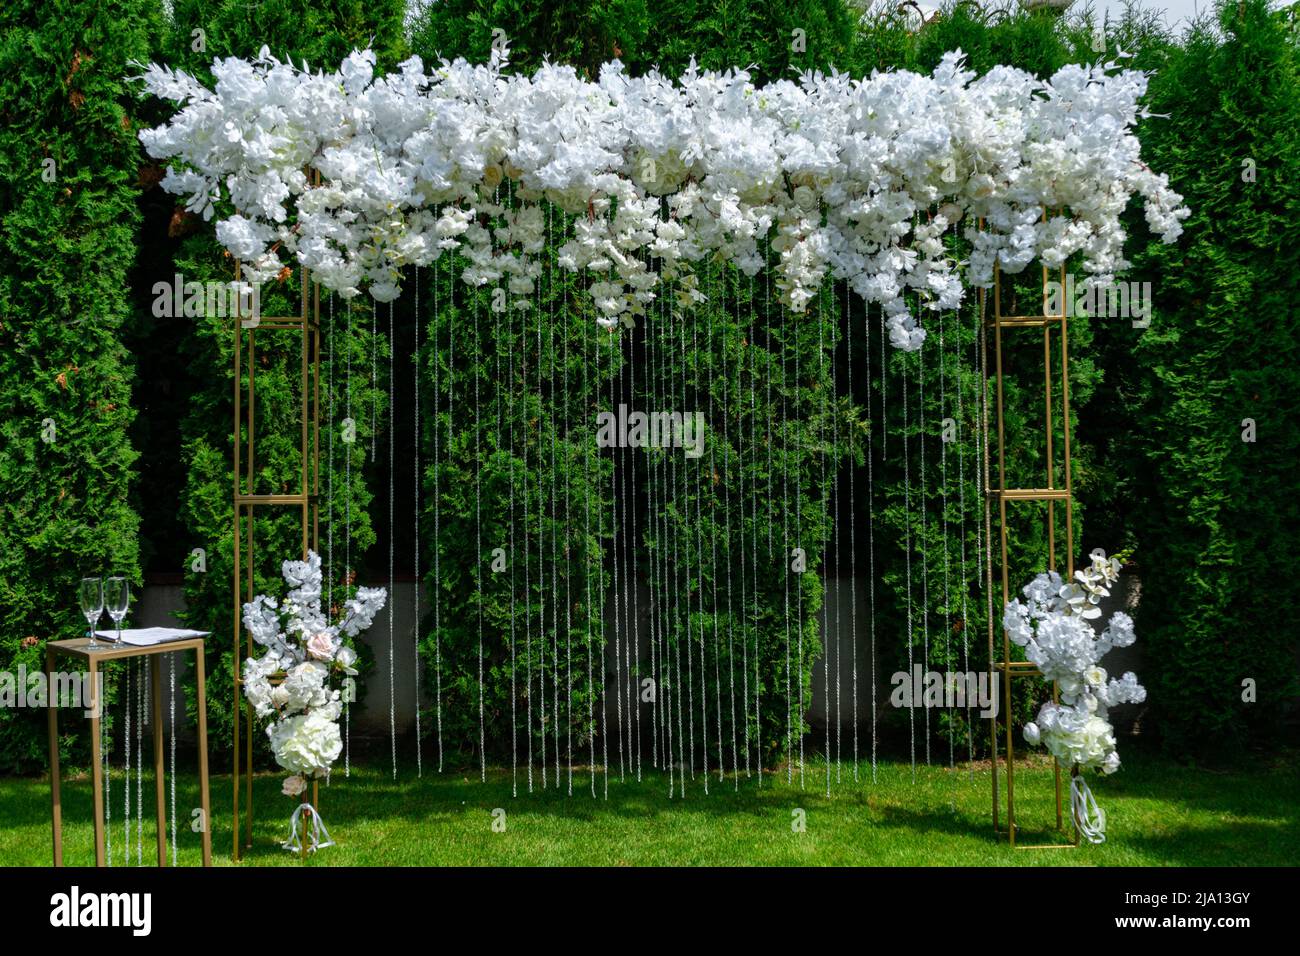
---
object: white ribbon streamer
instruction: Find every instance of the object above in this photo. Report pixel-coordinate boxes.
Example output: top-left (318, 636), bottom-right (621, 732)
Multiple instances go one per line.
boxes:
top-left (1071, 774), bottom-right (1107, 845)
top-left (282, 803), bottom-right (335, 854)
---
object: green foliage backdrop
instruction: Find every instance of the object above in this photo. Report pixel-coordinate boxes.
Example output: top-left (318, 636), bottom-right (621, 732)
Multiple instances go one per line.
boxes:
top-left (0, 0), bottom-right (159, 772)
top-left (0, 0), bottom-right (1295, 776)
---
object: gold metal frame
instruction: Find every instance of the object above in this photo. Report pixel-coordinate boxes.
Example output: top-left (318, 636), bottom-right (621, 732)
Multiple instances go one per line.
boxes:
top-left (231, 254), bottom-right (321, 862)
top-left (982, 211), bottom-right (1079, 849)
top-left (48, 637), bottom-right (213, 867)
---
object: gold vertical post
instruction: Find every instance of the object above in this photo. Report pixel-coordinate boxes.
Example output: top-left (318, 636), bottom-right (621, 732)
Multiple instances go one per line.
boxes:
top-left (987, 208), bottom-right (1077, 848)
top-left (233, 260), bottom-right (243, 862)
top-left (231, 245), bottom-right (321, 860)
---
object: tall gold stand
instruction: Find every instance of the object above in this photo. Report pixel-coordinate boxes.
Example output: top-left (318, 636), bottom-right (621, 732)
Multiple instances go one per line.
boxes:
top-left (982, 211), bottom-right (1078, 848)
top-left (48, 637), bottom-right (212, 867)
top-left (231, 258), bottom-right (321, 861)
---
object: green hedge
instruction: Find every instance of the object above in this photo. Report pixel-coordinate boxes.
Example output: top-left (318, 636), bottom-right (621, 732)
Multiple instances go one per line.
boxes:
top-left (149, 0), bottom-right (407, 766)
top-left (0, 0), bottom-right (161, 773)
top-left (1118, 0), bottom-right (1300, 755)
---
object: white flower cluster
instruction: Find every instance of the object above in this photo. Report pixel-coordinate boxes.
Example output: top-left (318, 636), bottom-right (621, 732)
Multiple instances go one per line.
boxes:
top-left (241, 550), bottom-right (386, 788)
top-left (137, 45), bottom-right (1187, 351)
top-left (1004, 552), bottom-right (1146, 774)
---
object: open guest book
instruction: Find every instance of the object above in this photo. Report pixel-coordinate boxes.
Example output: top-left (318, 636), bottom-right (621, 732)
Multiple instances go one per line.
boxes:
top-left (92, 627), bottom-right (209, 647)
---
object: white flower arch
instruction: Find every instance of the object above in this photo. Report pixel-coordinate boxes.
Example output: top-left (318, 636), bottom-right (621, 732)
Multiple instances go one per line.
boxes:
top-left (138, 43), bottom-right (1187, 351)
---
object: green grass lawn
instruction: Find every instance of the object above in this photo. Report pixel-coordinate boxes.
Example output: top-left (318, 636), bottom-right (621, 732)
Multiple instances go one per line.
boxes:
top-left (3, 750), bottom-right (1294, 866)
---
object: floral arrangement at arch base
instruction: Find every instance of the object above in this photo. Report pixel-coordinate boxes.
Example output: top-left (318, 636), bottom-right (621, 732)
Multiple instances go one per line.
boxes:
top-left (241, 551), bottom-right (386, 853)
top-left (1003, 551), bottom-right (1146, 844)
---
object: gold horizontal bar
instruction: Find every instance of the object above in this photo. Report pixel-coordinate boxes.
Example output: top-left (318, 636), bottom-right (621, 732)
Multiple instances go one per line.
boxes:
top-left (995, 664), bottom-right (1044, 679)
top-left (238, 321), bottom-right (316, 330)
top-left (989, 488), bottom-right (1071, 501)
top-left (234, 493), bottom-right (314, 505)
top-left (989, 314), bottom-right (1065, 326)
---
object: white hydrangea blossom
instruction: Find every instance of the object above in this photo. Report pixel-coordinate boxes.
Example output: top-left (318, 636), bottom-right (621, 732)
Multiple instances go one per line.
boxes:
top-left (1010, 552), bottom-right (1146, 775)
top-left (137, 45), bottom-right (1187, 352)
top-left (239, 549), bottom-right (386, 785)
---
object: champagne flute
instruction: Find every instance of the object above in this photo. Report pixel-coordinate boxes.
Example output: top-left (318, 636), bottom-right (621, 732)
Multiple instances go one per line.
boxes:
top-left (105, 576), bottom-right (130, 645)
top-left (79, 577), bottom-right (104, 650)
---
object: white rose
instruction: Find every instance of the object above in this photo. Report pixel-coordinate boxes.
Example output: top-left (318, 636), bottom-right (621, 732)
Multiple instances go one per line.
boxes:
top-left (268, 711), bottom-right (343, 777)
top-left (306, 631), bottom-right (335, 661)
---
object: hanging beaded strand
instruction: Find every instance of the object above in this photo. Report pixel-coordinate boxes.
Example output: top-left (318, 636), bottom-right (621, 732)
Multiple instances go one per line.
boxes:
top-left (674, 293), bottom-right (694, 787)
top-left (781, 274), bottom-right (792, 785)
top-left (103, 667), bottom-right (111, 866)
top-left (794, 275), bottom-right (804, 790)
top-left (413, 266), bottom-right (423, 777)
top-left (955, 291), bottom-right (973, 774)
top-left (846, 283), bottom-right (858, 780)
top-left (434, 258), bottom-right (445, 772)
top-left (749, 273), bottom-right (761, 789)
top-left (345, 295), bottom-right (353, 777)
top-left (656, 266), bottom-right (676, 796)
top-left (548, 210), bottom-right (564, 787)
top-left (940, 306), bottom-right (954, 769)
top-left (583, 288), bottom-right (597, 798)
top-left (537, 271), bottom-right (550, 791)
top-left (689, 289), bottom-right (709, 796)
top-left (645, 250), bottom-right (661, 774)
top-left (327, 292), bottom-right (334, 623)
top-left (371, 299), bottom-right (377, 463)
top-left (475, 284), bottom-right (486, 783)
top-left (508, 260), bottom-right (520, 797)
top-left (608, 311), bottom-right (624, 784)
top-left (123, 659), bottom-right (130, 863)
top-left (598, 328), bottom-right (610, 799)
top-left (716, 266), bottom-right (738, 787)
top-left (624, 260), bottom-right (640, 783)
top-left (169, 653), bottom-right (177, 866)
top-left (918, 323), bottom-right (932, 765)
top-left (865, 308), bottom-right (879, 783)
top-left (903, 352), bottom-right (916, 781)
top-left (832, 283), bottom-right (843, 784)
top-left (136, 659), bottom-right (143, 865)
top-left (821, 281), bottom-right (831, 797)
top-left (735, 272), bottom-right (749, 780)
top-left (389, 298), bottom-right (397, 780)
top-left (548, 221), bottom-right (564, 790)
top-left (707, 268), bottom-right (724, 784)
top-left (562, 216), bottom-right (575, 795)
top-left (676, 286), bottom-right (686, 801)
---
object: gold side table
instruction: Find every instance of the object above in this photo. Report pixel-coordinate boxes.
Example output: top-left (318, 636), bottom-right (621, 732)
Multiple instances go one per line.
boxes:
top-left (47, 636), bottom-right (212, 867)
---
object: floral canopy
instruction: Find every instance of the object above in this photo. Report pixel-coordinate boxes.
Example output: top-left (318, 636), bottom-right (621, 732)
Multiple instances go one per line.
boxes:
top-left (138, 43), bottom-right (1187, 352)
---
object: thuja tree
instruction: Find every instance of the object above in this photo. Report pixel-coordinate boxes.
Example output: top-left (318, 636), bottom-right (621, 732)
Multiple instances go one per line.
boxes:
top-left (841, 8), bottom-right (1126, 758)
top-left (410, 0), bottom-right (855, 82)
top-left (0, 0), bottom-right (159, 772)
top-left (639, 260), bottom-right (841, 774)
top-left (417, 206), bottom-right (613, 773)
top-left (145, 0), bottom-right (406, 763)
top-left (406, 1), bottom-right (855, 775)
top-left (417, 222), bottom-right (838, 774)
top-left (1119, 0), bottom-right (1300, 754)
